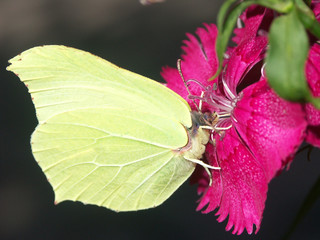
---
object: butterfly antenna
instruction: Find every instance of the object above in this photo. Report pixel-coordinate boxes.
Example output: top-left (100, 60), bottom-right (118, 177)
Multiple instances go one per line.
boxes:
top-left (177, 59), bottom-right (200, 112)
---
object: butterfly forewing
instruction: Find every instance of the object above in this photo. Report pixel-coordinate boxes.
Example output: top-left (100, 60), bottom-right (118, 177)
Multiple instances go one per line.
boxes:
top-left (7, 45), bottom-right (196, 211)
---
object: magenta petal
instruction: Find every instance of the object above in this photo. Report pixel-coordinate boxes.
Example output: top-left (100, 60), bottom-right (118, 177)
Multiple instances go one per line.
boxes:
top-left (161, 24), bottom-right (219, 110)
top-left (233, 78), bottom-right (307, 180)
top-left (306, 43), bottom-right (320, 97)
top-left (305, 104), bottom-right (320, 147)
top-left (224, 36), bottom-right (267, 94)
top-left (305, 103), bottom-right (320, 126)
top-left (180, 23), bottom-right (219, 83)
top-left (306, 126), bottom-right (320, 148)
top-left (232, 6), bottom-right (273, 44)
top-left (312, 0), bottom-right (320, 21)
top-left (305, 43), bottom-right (320, 147)
top-left (194, 144), bottom-right (222, 211)
top-left (197, 128), bottom-right (268, 235)
top-left (160, 65), bottom-right (192, 105)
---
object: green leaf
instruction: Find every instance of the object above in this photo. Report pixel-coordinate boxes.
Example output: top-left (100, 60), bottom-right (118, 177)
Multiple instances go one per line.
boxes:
top-left (265, 9), bottom-right (310, 102)
top-left (217, 0), bottom-right (238, 31)
top-left (295, 0), bottom-right (320, 39)
top-left (255, 0), bottom-right (293, 13)
top-left (212, 0), bottom-right (293, 80)
top-left (213, 0), bottom-right (255, 80)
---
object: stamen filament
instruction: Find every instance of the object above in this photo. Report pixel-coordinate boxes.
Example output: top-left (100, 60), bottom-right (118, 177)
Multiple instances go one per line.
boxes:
top-left (222, 77), bottom-right (236, 99)
top-left (217, 113), bottom-right (231, 118)
top-left (214, 125), bottom-right (232, 131)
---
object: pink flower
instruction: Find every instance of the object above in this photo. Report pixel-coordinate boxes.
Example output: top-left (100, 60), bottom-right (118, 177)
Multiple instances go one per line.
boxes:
top-left (161, 6), bottom-right (308, 234)
top-left (297, 0), bottom-right (320, 148)
top-left (305, 43), bottom-right (320, 147)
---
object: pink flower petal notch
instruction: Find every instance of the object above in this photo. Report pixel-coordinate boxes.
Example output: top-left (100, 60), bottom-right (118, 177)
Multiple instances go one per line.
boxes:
top-left (161, 23), bottom-right (219, 111)
top-left (162, 6), bottom-right (307, 234)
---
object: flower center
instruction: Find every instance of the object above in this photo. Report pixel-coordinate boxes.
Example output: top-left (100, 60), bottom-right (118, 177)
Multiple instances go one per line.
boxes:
top-left (186, 77), bottom-right (241, 132)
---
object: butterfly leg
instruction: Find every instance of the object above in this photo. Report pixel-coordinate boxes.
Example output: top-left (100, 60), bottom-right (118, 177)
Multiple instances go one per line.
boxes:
top-left (183, 157), bottom-right (220, 186)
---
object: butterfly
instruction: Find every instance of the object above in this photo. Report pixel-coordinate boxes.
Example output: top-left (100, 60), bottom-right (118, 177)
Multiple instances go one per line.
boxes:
top-left (7, 45), bottom-right (218, 211)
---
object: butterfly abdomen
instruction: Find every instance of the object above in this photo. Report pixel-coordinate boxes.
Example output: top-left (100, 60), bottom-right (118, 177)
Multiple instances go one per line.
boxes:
top-left (178, 111), bottom-right (210, 161)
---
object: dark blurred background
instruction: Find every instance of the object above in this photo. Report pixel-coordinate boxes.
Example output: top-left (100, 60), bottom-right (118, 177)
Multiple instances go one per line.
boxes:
top-left (0, 0), bottom-right (319, 239)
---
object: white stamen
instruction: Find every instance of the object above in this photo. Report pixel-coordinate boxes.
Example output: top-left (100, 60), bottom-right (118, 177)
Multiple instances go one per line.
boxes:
top-left (261, 62), bottom-right (266, 78)
top-left (222, 76), bottom-right (236, 99)
top-left (217, 113), bottom-right (231, 118)
top-left (237, 17), bottom-right (244, 29)
top-left (214, 125), bottom-right (232, 131)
